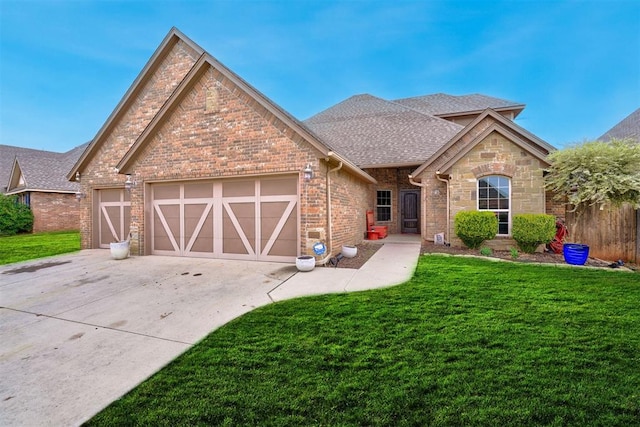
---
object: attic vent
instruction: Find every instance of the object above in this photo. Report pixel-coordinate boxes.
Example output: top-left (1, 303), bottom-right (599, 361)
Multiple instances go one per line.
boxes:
top-left (205, 87), bottom-right (219, 113)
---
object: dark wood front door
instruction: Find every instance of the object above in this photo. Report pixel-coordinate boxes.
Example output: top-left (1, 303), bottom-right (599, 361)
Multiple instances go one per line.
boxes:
top-left (401, 190), bottom-right (419, 233)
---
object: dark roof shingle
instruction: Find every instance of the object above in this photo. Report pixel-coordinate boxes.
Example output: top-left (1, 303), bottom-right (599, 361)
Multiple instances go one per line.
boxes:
top-left (394, 93), bottom-right (524, 117)
top-left (599, 108), bottom-right (640, 142)
top-left (0, 143), bottom-right (89, 194)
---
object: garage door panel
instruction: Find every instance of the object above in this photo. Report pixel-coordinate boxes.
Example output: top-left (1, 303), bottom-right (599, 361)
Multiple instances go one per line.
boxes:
top-left (102, 206), bottom-right (121, 242)
top-left (97, 189), bottom-right (131, 248)
top-left (223, 203), bottom-right (255, 255)
top-left (154, 184), bottom-right (180, 200)
top-left (151, 177), bottom-right (297, 261)
top-left (261, 177), bottom-right (298, 196)
top-left (223, 180), bottom-right (254, 197)
top-left (153, 205), bottom-right (180, 253)
top-left (263, 213), bottom-right (297, 257)
top-left (184, 182), bottom-right (213, 199)
top-left (185, 203), bottom-right (214, 255)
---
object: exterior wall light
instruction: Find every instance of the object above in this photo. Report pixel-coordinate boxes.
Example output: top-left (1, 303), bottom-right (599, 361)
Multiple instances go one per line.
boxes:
top-left (303, 164), bottom-right (314, 182)
top-left (75, 190), bottom-right (85, 200)
top-left (75, 171), bottom-right (81, 182)
top-left (124, 174), bottom-right (137, 191)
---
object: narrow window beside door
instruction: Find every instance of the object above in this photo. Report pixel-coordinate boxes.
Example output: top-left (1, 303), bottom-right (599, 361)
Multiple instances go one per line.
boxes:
top-left (376, 190), bottom-right (392, 221)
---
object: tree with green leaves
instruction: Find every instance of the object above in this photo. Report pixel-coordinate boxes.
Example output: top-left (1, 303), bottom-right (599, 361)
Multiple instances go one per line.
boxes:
top-left (544, 138), bottom-right (640, 212)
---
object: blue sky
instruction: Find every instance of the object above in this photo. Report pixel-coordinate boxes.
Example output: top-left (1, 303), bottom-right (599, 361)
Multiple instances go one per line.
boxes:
top-left (1, 0), bottom-right (638, 153)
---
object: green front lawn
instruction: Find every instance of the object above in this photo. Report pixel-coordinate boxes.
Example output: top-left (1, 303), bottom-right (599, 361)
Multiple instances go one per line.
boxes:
top-left (0, 231), bottom-right (80, 265)
top-left (87, 255), bottom-right (640, 426)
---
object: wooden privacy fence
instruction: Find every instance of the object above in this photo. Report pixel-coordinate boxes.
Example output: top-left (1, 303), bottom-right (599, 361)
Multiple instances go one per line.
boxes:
top-left (565, 203), bottom-right (639, 263)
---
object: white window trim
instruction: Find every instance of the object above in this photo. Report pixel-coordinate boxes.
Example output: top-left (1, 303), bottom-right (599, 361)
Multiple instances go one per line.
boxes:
top-left (477, 176), bottom-right (511, 236)
top-left (376, 189), bottom-right (393, 222)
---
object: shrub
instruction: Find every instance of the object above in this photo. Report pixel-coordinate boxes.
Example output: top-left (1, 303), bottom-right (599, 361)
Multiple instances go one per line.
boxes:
top-left (0, 194), bottom-right (33, 236)
top-left (512, 214), bottom-right (556, 254)
top-left (480, 246), bottom-right (493, 257)
top-left (454, 211), bottom-right (498, 249)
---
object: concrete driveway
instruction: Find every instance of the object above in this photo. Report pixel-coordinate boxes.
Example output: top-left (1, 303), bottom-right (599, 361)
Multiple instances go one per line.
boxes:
top-left (0, 250), bottom-right (298, 426)
top-left (0, 241), bottom-right (421, 426)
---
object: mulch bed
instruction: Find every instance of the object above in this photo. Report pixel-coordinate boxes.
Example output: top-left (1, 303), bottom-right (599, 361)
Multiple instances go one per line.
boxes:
top-left (421, 242), bottom-right (637, 271)
top-left (326, 243), bottom-right (382, 269)
top-left (324, 241), bottom-right (637, 272)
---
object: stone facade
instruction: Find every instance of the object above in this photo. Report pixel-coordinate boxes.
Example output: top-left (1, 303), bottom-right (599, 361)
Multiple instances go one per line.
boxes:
top-left (415, 114), bottom-right (552, 250)
top-left (30, 192), bottom-right (79, 233)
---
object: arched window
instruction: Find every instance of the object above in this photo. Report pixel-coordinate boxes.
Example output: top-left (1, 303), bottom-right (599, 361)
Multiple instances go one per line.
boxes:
top-left (477, 176), bottom-right (510, 235)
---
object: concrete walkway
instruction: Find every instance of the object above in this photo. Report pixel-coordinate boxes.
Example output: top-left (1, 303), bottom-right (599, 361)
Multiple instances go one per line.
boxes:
top-left (271, 241), bottom-right (421, 300)
top-left (0, 238), bottom-right (420, 426)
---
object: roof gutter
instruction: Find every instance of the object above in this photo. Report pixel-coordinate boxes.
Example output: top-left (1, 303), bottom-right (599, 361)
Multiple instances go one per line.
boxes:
top-left (327, 152), bottom-right (376, 184)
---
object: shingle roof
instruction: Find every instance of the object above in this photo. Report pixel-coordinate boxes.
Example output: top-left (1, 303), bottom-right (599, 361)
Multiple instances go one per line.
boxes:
top-left (0, 143), bottom-right (89, 194)
top-left (599, 108), bottom-right (640, 142)
top-left (304, 94), bottom-right (463, 167)
top-left (394, 93), bottom-right (524, 117)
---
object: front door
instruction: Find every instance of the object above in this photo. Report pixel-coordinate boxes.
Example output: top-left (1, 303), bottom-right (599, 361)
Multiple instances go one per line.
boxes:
top-left (400, 190), bottom-right (419, 234)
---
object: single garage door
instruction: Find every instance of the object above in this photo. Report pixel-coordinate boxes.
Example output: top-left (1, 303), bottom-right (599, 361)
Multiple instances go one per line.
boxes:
top-left (96, 188), bottom-right (131, 248)
top-left (151, 176), bottom-right (298, 262)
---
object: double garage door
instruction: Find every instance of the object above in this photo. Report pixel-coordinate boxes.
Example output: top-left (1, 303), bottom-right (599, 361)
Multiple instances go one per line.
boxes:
top-left (151, 176), bottom-right (298, 262)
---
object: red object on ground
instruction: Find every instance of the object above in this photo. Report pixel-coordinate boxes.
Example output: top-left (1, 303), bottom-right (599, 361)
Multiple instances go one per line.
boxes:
top-left (371, 226), bottom-right (388, 239)
top-left (366, 210), bottom-right (387, 239)
top-left (548, 220), bottom-right (568, 254)
top-left (367, 231), bottom-right (379, 240)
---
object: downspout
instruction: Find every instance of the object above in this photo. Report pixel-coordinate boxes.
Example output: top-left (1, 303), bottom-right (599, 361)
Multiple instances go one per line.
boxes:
top-left (316, 160), bottom-right (343, 266)
top-left (435, 171), bottom-right (451, 243)
top-left (408, 174), bottom-right (428, 240)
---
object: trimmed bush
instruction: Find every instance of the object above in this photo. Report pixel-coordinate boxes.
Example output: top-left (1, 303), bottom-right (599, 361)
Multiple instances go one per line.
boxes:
top-left (454, 211), bottom-right (498, 249)
top-left (512, 214), bottom-right (556, 254)
top-left (0, 194), bottom-right (34, 236)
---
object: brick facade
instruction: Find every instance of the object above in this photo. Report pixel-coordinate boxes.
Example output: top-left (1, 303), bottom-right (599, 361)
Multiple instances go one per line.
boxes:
top-left (364, 167), bottom-right (419, 234)
top-left (75, 29), bottom-right (554, 261)
top-left (30, 192), bottom-right (80, 233)
top-left (77, 38), bottom-right (372, 260)
top-left (77, 39), bottom-right (201, 250)
top-left (326, 166), bottom-right (371, 251)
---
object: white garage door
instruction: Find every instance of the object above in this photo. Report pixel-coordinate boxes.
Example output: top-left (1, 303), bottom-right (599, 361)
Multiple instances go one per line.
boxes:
top-left (96, 189), bottom-right (131, 248)
top-left (151, 176), bottom-right (298, 262)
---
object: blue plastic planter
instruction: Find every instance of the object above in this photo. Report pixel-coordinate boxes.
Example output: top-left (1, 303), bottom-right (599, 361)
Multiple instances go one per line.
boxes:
top-left (563, 243), bottom-right (590, 266)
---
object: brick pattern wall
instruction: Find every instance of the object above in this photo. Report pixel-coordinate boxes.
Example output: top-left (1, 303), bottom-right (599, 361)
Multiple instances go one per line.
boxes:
top-left (31, 192), bottom-right (80, 233)
top-left (545, 190), bottom-right (566, 222)
top-left (363, 167), bottom-right (418, 234)
top-left (129, 65), bottom-right (324, 255)
top-left (326, 166), bottom-right (371, 251)
top-left (77, 40), bottom-right (200, 250)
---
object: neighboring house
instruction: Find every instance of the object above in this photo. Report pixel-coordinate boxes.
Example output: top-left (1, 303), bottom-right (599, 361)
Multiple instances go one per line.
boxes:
top-left (598, 107), bottom-right (640, 142)
top-left (69, 27), bottom-right (556, 261)
top-left (1, 143), bottom-right (87, 233)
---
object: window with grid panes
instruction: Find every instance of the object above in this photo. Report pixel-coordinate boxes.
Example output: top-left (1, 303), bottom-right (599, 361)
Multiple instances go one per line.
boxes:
top-left (376, 190), bottom-right (392, 221)
top-left (477, 176), bottom-right (510, 235)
